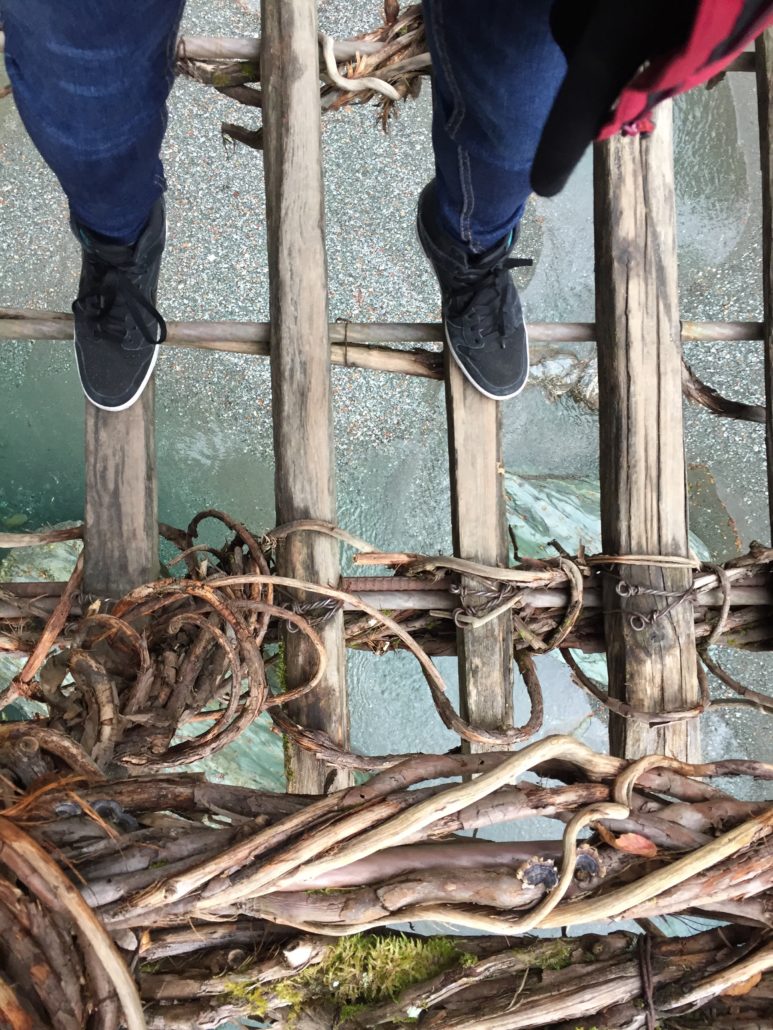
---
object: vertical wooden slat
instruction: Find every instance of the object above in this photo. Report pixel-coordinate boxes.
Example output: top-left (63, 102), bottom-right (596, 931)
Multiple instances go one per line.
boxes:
top-left (594, 104), bottom-right (700, 762)
top-left (83, 384), bottom-right (158, 598)
top-left (445, 352), bottom-right (513, 752)
top-left (261, 0), bottom-right (350, 793)
top-left (756, 29), bottom-right (773, 534)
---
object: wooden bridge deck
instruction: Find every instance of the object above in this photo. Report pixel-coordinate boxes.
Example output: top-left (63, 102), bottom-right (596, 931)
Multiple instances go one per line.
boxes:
top-left (2, 6), bottom-right (773, 782)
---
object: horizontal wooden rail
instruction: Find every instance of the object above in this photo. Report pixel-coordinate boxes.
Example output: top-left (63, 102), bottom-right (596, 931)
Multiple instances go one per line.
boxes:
top-left (183, 38), bottom-right (758, 74)
top-left (180, 44), bottom-right (755, 74)
top-left (0, 310), bottom-right (762, 344)
top-left (0, 577), bottom-right (770, 617)
top-left (0, 309), bottom-right (764, 378)
top-left (0, 310), bottom-right (765, 343)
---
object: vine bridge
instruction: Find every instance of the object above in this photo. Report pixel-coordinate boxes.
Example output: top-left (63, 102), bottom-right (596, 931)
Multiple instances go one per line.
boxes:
top-left (1, 4), bottom-right (773, 1028)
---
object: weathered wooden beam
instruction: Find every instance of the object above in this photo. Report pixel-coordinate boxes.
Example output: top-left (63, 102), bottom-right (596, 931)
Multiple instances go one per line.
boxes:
top-left (730, 51), bottom-right (758, 73)
top-left (0, 310), bottom-right (765, 348)
top-left (594, 104), bottom-right (701, 762)
top-left (2, 574), bottom-right (771, 615)
top-left (756, 30), bottom-right (773, 535)
top-left (444, 353), bottom-right (513, 753)
top-left (261, 0), bottom-right (350, 793)
top-left (83, 386), bottom-right (158, 598)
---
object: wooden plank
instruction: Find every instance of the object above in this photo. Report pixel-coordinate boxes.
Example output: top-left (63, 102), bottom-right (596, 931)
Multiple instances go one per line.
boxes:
top-left (83, 384), bottom-right (158, 598)
top-left (593, 104), bottom-right (700, 762)
top-left (756, 30), bottom-right (773, 535)
top-left (444, 351), bottom-right (513, 753)
top-left (261, 0), bottom-right (350, 793)
top-left (1, 311), bottom-right (766, 346)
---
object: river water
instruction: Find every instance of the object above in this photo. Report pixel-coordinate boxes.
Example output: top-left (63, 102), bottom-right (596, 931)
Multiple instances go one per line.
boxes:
top-left (0, 0), bottom-right (771, 797)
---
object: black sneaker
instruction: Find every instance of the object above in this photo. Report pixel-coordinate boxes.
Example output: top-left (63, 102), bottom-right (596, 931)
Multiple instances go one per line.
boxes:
top-left (417, 181), bottom-right (530, 401)
top-left (71, 199), bottom-right (167, 412)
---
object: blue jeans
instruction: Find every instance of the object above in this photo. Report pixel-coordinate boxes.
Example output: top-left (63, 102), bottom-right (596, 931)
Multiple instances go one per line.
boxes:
top-left (1, 1), bottom-right (563, 252)
top-left (1, 0), bottom-right (185, 244)
top-left (423, 0), bottom-right (566, 253)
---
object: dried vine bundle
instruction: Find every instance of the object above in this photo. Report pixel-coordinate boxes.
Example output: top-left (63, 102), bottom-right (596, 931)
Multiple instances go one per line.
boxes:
top-left (0, 733), bottom-right (773, 1027)
top-left (1, 510), bottom-right (312, 773)
top-left (176, 1), bottom-right (428, 148)
top-left (2, 511), bottom-right (773, 768)
top-left (1, 511), bottom-right (773, 1024)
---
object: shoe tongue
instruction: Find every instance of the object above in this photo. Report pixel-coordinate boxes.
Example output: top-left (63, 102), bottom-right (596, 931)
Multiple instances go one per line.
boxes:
top-left (78, 226), bottom-right (136, 264)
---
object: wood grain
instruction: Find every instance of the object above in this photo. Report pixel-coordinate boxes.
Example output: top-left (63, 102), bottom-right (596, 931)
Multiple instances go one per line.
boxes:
top-left (593, 105), bottom-right (700, 761)
top-left (83, 383), bottom-right (158, 598)
top-left (445, 351), bottom-right (513, 753)
top-left (0, 310), bottom-right (764, 347)
top-left (261, 0), bottom-right (350, 793)
top-left (756, 30), bottom-right (773, 535)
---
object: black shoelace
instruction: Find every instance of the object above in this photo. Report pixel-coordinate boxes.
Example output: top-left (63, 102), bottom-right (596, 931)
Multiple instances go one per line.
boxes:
top-left (74, 258), bottom-right (167, 350)
top-left (449, 256), bottom-right (532, 347)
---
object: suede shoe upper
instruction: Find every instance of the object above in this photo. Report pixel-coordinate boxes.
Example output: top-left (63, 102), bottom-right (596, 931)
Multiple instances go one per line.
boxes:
top-left (72, 198), bottom-right (166, 412)
top-left (417, 181), bottom-right (530, 401)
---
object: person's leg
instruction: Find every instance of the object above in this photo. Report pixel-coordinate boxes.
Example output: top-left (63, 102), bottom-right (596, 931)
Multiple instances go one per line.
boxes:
top-left (2, 0), bottom-right (185, 244)
top-left (2, 0), bottom-right (185, 410)
top-left (417, 0), bottom-right (566, 401)
top-left (423, 0), bottom-right (566, 253)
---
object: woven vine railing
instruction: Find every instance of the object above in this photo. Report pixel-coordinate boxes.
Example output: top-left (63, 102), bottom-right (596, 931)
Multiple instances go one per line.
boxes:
top-left (0, 511), bottom-right (772, 1027)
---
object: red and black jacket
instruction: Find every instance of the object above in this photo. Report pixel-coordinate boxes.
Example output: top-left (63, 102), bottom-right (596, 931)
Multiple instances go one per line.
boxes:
top-left (531, 0), bottom-right (773, 197)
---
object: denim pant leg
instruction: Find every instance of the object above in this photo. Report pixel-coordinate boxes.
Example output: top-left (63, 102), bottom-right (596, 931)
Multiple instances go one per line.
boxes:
top-left (2, 0), bottom-right (186, 243)
top-left (423, 0), bottom-right (566, 253)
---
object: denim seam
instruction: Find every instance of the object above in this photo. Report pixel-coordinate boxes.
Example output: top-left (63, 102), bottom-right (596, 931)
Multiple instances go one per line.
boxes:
top-left (457, 145), bottom-right (477, 252)
top-left (429, 0), bottom-right (465, 139)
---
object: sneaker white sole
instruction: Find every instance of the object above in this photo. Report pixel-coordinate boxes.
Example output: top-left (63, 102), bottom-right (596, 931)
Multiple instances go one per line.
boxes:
top-left (416, 217), bottom-right (530, 403)
top-left (73, 334), bottom-right (160, 414)
top-left (444, 318), bottom-right (530, 402)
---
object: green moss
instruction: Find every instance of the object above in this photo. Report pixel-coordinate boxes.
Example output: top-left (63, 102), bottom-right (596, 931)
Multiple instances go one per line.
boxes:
top-left (534, 940), bottom-right (574, 972)
top-left (210, 61), bottom-right (260, 87)
top-left (218, 935), bottom-right (582, 1025)
top-left (309, 934), bottom-right (465, 1004)
top-left (270, 643), bottom-right (294, 787)
top-left (273, 641), bottom-right (287, 693)
top-left (282, 733), bottom-right (295, 788)
top-left (338, 1003), bottom-right (369, 1023)
top-left (484, 939), bottom-right (573, 976)
top-left (274, 980), bottom-right (304, 1009)
top-left (257, 934), bottom-right (475, 1025)
top-left (221, 979), bottom-right (269, 1018)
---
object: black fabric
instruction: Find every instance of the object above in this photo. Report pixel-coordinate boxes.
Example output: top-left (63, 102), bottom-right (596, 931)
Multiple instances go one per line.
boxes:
top-left (531, 0), bottom-right (698, 197)
top-left (549, 0), bottom-right (599, 60)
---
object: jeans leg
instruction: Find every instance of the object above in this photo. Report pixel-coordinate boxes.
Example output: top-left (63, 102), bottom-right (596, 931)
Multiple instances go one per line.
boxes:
top-left (423, 0), bottom-right (566, 253)
top-left (2, 0), bottom-right (186, 243)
